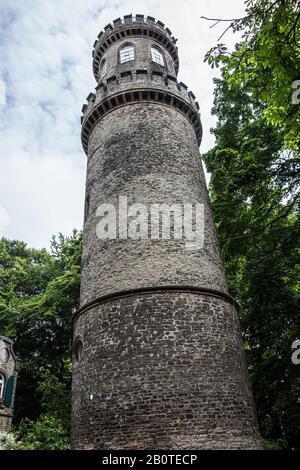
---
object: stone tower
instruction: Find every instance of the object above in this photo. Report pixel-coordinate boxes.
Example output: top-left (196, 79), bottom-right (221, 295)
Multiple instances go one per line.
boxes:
top-left (0, 336), bottom-right (18, 432)
top-left (71, 14), bottom-right (261, 449)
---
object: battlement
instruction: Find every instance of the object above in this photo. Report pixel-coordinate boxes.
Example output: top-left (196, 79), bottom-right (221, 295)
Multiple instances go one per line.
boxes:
top-left (82, 70), bottom-right (200, 117)
top-left (80, 70), bottom-right (202, 155)
top-left (93, 14), bottom-right (179, 82)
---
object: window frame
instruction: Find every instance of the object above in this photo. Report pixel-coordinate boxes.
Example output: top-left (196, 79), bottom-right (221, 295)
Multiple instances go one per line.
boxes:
top-left (73, 336), bottom-right (84, 366)
top-left (0, 372), bottom-right (6, 400)
top-left (119, 43), bottom-right (135, 64)
top-left (99, 58), bottom-right (107, 81)
top-left (151, 46), bottom-right (165, 67)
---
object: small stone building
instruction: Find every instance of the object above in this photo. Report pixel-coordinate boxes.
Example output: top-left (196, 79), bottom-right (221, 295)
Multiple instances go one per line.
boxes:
top-left (0, 336), bottom-right (18, 432)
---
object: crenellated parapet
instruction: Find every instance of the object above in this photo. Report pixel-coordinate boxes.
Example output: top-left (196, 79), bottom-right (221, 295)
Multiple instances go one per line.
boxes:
top-left (81, 71), bottom-right (202, 155)
top-left (92, 14), bottom-right (179, 82)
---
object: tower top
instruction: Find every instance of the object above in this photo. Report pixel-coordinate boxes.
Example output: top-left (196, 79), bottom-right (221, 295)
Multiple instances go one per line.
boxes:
top-left (92, 14), bottom-right (179, 82)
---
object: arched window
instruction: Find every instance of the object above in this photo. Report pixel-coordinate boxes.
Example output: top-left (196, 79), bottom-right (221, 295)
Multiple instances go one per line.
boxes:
top-left (99, 59), bottom-right (107, 81)
top-left (151, 46), bottom-right (165, 66)
top-left (119, 44), bottom-right (135, 64)
top-left (0, 373), bottom-right (5, 399)
top-left (73, 336), bottom-right (83, 366)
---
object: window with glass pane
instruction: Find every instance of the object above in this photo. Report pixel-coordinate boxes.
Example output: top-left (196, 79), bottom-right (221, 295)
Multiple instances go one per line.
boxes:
top-left (120, 45), bottom-right (135, 63)
top-left (0, 374), bottom-right (5, 399)
top-left (151, 47), bottom-right (164, 66)
top-left (100, 59), bottom-right (107, 81)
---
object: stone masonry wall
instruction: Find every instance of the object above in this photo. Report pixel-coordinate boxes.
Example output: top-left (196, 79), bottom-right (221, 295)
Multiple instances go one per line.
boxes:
top-left (72, 292), bottom-right (261, 449)
top-left (98, 36), bottom-right (176, 80)
top-left (80, 102), bottom-right (227, 307)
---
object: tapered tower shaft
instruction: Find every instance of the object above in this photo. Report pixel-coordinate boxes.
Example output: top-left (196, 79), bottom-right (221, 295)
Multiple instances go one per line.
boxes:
top-left (71, 14), bottom-right (261, 449)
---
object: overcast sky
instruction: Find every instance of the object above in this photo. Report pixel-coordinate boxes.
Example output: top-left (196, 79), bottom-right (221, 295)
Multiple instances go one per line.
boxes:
top-left (0, 0), bottom-right (245, 249)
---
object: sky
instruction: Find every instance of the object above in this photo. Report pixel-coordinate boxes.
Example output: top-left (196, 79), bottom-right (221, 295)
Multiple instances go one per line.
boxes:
top-left (0, 0), bottom-right (245, 249)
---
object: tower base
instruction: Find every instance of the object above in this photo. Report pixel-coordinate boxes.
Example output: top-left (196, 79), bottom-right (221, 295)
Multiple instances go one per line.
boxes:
top-left (71, 289), bottom-right (261, 449)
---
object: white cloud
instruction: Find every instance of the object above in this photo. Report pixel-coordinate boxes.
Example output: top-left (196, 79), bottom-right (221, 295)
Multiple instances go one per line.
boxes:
top-left (0, 204), bottom-right (9, 236)
top-left (0, 0), bottom-right (245, 248)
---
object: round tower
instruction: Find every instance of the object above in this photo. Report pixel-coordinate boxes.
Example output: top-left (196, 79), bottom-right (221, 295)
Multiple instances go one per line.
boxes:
top-left (71, 14), bottom-right (261, 449)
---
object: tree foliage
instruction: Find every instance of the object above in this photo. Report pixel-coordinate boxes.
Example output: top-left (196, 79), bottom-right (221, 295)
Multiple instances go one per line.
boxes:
top-left (202, 1), bottom-right (300, 447)
top-left (204, 0), bottom-right (300, 151)
top-left (0, 231), bottom-right (82, 448)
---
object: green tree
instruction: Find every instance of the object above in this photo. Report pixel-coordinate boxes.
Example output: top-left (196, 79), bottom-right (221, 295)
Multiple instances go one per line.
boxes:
top-left (202, 75), bottom-right (300, 448)
top-left (203, 0), bottom-right (300, 151)
top-left (16, 415), bottom-right (70, 450)
top-left (202, 1), bottom-right (300, 447)
top-left (0, 230), bottom-right (82, 446)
